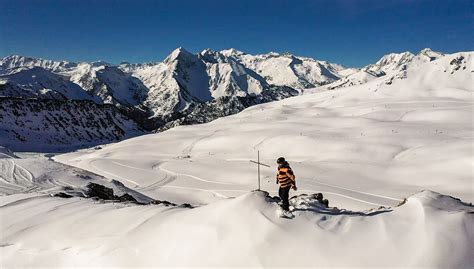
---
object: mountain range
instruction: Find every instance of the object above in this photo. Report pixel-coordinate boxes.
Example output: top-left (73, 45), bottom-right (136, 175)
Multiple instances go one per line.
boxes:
top-left (0, 47), bottom-right (459, 151)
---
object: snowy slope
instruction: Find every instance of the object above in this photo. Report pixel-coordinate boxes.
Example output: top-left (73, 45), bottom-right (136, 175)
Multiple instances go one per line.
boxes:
top-left (0, 151), bottom-right (154, 201)
top-left (56, 52), bottom-right (473, 209)
top-left (0, 190), bottom-right (472, 267)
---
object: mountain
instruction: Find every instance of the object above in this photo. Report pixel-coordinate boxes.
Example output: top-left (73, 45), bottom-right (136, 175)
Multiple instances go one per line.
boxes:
top-left (0, 55), bottom-right (77, 74)
top-left (314, 48), bottom-right (446, 91)
top-left (65, 63), bottom-right (149, 106)
top-left (127, 48), bottom-right (298, 119)
top-left (364, 48), bottom-right (444, 75)
top-left (0, 66), bottom-right (93, 100)
top-left (215, 49), bottom-right (349, 88)
top-left (0, 47), bottom-right (467, 151)
top-left (0, 97), bottom-right (143, 152)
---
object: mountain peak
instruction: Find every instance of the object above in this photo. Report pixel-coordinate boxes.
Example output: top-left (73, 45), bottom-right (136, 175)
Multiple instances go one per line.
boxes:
top-left (420, 48), bottom-right (434, 53)
top-left (220, 48), bottom-right (245, 57)
top-left (90, 60), bottom-right (111, 67)
top-left (201, 48), bottom-right (217, 55)
top-left (0, 54), bottom-right (77, 74)
top-left (165, 47), bottom-right (195, 63)
top-left (417, 48), bottom-right (444, 59)
top-left (3, 54), bottom-right (26, 60)
top-left (267, 51), bottom-right (281, 57)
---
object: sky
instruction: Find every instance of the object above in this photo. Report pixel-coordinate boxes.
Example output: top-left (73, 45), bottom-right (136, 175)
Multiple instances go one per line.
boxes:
top-left (0, 0), bottom-right (472, 67)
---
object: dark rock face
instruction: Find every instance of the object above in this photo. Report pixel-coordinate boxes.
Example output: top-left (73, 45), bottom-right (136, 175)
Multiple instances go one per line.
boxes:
top-left (117, 193), bottom-right (138, 203)
top-left (86, 182), bottom-right (116, 200)
top-left (53, 192), bottom-right (74, 198)
top-left (84, 182), bottom-right (192, 207)
top-left (449, 56), bottom-right (466, 73)
top-left (157, 86), bottom-right (298, 131)
top-left (85, 182), bottom-right (138, 203)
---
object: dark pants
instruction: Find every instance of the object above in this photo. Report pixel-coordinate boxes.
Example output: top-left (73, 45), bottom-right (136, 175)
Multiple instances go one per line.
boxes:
top-left (279, 186), bottom-right (291, 211)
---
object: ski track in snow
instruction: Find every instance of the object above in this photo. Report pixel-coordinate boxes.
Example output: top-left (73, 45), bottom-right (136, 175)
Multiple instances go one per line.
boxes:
top-left (0, 159), bottom-right (35, 192)
top-left (0, 152), bottom-right (14, 159)
top-left (88, 157), bottom-right (400, 207)
top-left (159, 185), bottom-right (229, 199)
top-left (297, 189), bottom-right (392, 207)
top-left (308, 178), bottom-right (403, 201)
top-left (181, 129), bottom-right (221, 155)
top-left (106, 158), bottom-right (240, 187)
top-left (84, 158), bottom-right (241, 200)
top-left (156, 162), bottom-right (240, 186)
top-left (88, 159), bottom-right (141, 187)
top-left (81, 158), bottom-right (402, 208)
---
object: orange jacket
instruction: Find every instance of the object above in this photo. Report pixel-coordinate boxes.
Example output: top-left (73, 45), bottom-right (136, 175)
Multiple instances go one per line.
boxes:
top-left (276, 165), bottom-right (296, 188)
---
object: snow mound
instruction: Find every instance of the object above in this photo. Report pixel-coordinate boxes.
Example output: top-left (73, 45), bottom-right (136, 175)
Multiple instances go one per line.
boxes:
top-left (0, 189), bottom-right (472, 267)
top-left (406, 189), bottom-right (473, 211)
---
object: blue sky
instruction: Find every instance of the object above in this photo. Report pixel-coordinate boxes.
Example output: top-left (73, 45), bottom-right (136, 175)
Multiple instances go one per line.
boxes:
top-left (0, 0), bottom-right (472, 67)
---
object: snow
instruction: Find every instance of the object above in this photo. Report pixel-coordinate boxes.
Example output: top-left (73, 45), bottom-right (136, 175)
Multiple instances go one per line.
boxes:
top-left (1, 50), bottom-right (473, 268)
top-left (55, 52), bottom-right (473, 209)
top-left (0, 153), bottom-right (153, 201)
top-left (0, 189), bottom-right (472, 267)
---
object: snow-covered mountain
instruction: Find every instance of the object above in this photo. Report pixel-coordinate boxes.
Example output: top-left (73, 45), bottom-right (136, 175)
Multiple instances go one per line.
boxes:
top-left (65, 63), bottom-right (149, 106)
top-left (123, 48), bottom-right (299, 120)
top-left (0, 67), bottom-right (93, 100)
top-left (0, 55), bottom-right (77, 74)
top-left (364, 48), bottom-right (444, 75)
top-left (215, 48), bottom-right (350, 88)
top-left (312, 48), bottom-right (446, 91)
top-left (0, 98), bottom-right (144, 152)
top-left (0, 48), bottom-right (469, 151)
top-left (0, 49), bottom-right (301, 150)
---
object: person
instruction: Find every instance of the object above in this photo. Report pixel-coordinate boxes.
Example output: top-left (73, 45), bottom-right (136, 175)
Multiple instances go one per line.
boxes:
top-left (276, 157), bottom-right (297, 211)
